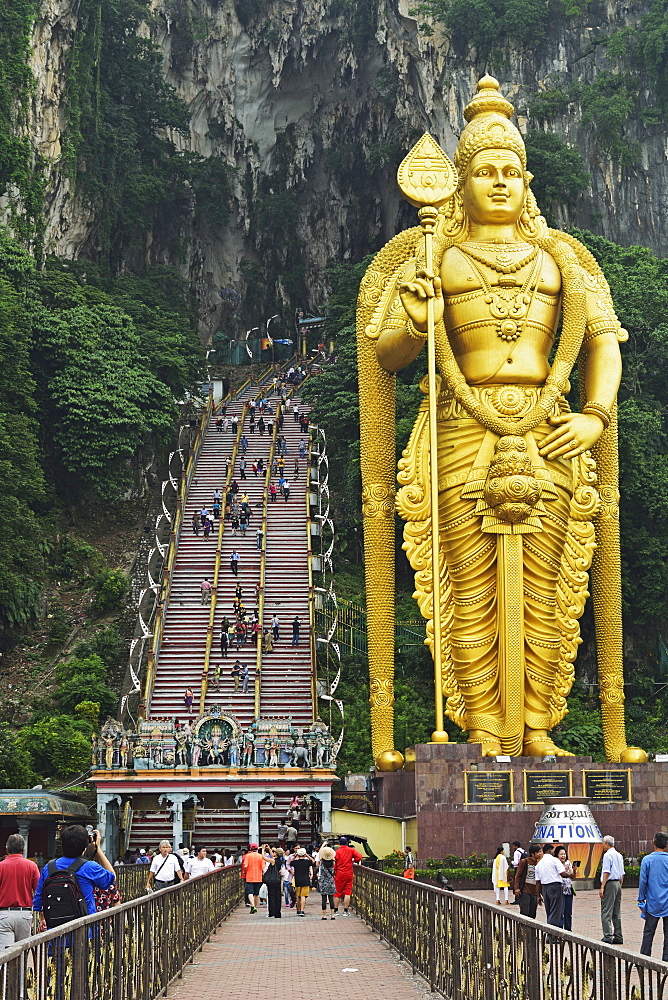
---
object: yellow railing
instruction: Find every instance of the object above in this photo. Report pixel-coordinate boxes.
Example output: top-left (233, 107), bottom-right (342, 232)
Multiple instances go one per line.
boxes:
top-left (142, 393), bottom-right (214, 715)
top-left (213, 389), bottom-right (231, 415)
top-left (199, 404), bottom-right (246, 714)
top-left (254, 421), bottom-right (278, 719)
top-left (234, 374), bottom-right (253, 399)
top-left (305, 431), bottom-right (317, 721)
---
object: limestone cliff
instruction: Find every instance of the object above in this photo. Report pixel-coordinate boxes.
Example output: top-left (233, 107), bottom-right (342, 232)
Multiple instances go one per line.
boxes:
top-left (12, 0), bottom-right (668, 337)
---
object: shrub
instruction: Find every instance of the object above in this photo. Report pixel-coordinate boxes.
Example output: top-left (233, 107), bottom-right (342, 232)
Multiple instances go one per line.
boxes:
top-left (16, 716), bottom-right (93, 778)
top-left (0, 724), bottom-right (34, 786)
top-left (92, 570), bottom-right (128, 614)
top-left (50, 535), bottom-right (103, 581)
top-left (74, 700), bottom-right (101, 725)
top-left (47, 603), bottom-right (74, 642)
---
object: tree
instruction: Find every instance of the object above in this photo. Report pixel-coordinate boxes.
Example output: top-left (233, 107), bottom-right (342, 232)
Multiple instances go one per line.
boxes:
top-left (0, 724), bottom-right (34, 787)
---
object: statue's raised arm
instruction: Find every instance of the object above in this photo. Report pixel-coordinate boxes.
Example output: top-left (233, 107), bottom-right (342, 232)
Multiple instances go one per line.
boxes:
top-left (357, 75), bottom-right (646, 769)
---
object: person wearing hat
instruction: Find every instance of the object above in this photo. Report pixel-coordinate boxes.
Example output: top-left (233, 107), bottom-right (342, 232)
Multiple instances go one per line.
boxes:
top-left (317, 844), bottom-right (337, 920)
top-left (135, 849), bottom-right (149, 865)
top-left (333, 837), bottom-right (362, 916)
top-left (241, 844), bottom-right (264, 913)
top-left (291, 847), bottom-right (314, 916)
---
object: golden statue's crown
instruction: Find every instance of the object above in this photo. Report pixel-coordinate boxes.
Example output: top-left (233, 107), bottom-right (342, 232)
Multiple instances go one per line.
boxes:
top-left (455, 75), bottom-right (526, 179)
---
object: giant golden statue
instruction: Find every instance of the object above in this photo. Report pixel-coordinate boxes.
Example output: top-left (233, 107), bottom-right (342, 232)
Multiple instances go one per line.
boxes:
top-left (357, 76), bottom-right (646, 769)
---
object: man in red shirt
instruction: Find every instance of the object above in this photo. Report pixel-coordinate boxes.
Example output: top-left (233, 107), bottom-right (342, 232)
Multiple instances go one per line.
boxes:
top-left (333, 837), bottom-right (362, 916)
top-left (241, 844), bottom-right (264, 914)
top-left (0, 834), bottom-right (40, 947)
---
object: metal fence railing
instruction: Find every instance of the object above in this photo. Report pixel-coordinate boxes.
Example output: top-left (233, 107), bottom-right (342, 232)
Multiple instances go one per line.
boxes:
top-left (0, 865), bottom-right (242, 1000)
top-left (354, 866), bottom-right (668, 999)
top-left (316, 597), bottom-right (426, 656)
top-left (115, 864), bottom-right (150, 901)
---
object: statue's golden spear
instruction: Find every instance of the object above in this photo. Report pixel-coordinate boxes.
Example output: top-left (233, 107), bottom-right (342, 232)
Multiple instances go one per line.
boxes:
top-left (397, 136), bottom-right (457, 742)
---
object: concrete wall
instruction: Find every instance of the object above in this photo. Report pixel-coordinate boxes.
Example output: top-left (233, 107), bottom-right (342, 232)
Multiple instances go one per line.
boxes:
top-left (331, 809), bottom-right (410, 859)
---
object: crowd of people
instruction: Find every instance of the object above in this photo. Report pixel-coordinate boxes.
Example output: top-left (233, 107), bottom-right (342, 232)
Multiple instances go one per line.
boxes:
top-left (0, 812), bottom-right (363, 949)
top-left (183, 375), bottom-right (311, 714)
top-left (240, 835), bottom-right (362, 919)
top-left (501, 834), bottom-right (648, 949)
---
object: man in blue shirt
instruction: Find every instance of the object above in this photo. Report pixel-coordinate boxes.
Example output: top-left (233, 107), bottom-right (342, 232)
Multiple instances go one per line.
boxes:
top-left (33, 824), bottom-right (116, 930)
top-left (638, 831), bottom-right (668, 961)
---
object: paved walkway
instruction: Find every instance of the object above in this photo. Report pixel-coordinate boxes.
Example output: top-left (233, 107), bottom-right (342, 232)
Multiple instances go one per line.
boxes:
top-left (170, 888), bottom-right (667, 998)
top-left (170, 902), bottom-right (431, 999)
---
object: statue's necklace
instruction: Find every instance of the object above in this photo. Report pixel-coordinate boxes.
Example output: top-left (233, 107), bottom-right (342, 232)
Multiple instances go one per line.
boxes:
top-left (459, 242), bottom-right (539, 274)
top-left (456, 247), bottom-right (543, 343)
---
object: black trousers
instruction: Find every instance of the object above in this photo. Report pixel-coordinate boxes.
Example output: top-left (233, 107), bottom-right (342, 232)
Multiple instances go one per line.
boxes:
top-left (267, 883), bottom-right (282, 917)
top-left (519, 892), bottom-right (538, 918)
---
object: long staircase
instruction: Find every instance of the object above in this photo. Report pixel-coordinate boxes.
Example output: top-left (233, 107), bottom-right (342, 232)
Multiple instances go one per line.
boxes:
top-left (129, 364), bottom-right (320, 851)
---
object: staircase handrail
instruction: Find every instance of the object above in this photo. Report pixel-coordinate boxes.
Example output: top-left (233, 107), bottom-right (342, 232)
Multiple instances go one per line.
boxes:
top-left (254, 377), bottom-right (304, 719)
top-left (199, 403), bottom-right (247, 714)
top-left (142, 392), bottom-right (214, 716)
top-left (213, 389), bottom-right (232, 415)
top-left (254, 422), bottom-right (278, 720)
top-left (305, 432), bottom-right (317, 721)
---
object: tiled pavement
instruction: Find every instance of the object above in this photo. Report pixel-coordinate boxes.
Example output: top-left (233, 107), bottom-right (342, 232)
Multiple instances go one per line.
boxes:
top-left (169, 901), bottom-right (432, 999)
top-left (170, 887), bottom-right (667, 998)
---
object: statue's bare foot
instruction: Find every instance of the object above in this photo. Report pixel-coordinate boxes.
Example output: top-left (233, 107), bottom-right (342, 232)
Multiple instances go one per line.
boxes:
top-left (468, 730), bottom-right (502, 757)
top-left (523, 730), bottom-right (574, 757)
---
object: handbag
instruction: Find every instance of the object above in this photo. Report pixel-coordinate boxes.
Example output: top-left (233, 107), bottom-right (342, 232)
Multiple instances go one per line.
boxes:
top-left (263, 863), bottom-right (281, 886)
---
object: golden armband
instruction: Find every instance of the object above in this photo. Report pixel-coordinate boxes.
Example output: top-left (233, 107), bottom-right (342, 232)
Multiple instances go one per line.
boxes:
top-left (406, 318), bottom-right (428, 341)
top-left (583, 402), bottom-right (612, 429)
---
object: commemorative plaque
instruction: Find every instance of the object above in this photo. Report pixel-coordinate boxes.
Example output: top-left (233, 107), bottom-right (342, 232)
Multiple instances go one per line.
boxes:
top-left (464, 771), bottom-right (512, 804)
top-left (583, 770), bottom-right (631, 803)
top-left (524, 770), bottom-right (572, 803)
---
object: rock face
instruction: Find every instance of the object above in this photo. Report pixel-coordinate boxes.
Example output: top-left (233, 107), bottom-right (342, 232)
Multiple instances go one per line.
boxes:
top-left (12, 0), bottom-right (668, 334)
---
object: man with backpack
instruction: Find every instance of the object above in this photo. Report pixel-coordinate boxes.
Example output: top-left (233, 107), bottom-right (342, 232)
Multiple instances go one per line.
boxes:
top-left (33, 825), bottom-right (116, 930)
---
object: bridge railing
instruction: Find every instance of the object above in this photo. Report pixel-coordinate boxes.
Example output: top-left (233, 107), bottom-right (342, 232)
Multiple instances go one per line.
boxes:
top-left (354, 866), bottom-right (667, 1000)
top-left (0, 866), bottom-right (242, 1000)
top-left (115, 863), bottom-right (149, 901)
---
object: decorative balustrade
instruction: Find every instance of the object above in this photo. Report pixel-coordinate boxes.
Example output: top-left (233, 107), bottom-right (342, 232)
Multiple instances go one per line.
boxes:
top-left (354, 866), bottom-right (668, 1000)
top-left (0, 865), bottom-right (242, 1000)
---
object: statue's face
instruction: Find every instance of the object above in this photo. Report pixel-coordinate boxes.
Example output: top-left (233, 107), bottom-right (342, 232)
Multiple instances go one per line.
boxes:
top-left (462, 149), bottom-right (525, 227)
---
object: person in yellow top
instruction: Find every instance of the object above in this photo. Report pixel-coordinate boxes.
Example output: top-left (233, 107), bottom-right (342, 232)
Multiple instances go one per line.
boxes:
top-left (492, 847), bottom-right (510, 905)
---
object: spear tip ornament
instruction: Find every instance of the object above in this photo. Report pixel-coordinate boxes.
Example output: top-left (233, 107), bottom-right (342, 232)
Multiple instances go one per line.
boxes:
top-left (397, 133), bottom-right (457, 210)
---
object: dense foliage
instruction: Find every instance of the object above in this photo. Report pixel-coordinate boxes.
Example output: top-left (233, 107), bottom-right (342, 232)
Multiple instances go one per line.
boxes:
top-left (61, 0), bottom-right (232, 269)
top-left (308, 230), bottom-right (668, 766)
top-left (0, 0), bottom-right (44, 247)
top-left (0, 230), bottom-right (202, 641)
top-left (409, 0), bottom-right (586, 49)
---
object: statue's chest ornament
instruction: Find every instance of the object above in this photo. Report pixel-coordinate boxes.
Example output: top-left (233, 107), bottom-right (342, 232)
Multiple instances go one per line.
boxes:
top-left (458, 244), bottom-right (542, 342)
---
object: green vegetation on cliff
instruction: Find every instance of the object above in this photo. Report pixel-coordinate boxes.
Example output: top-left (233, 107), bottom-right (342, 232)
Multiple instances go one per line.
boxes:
top-left (0, 0), bottom-right (44, 248)
top-left (0, 230), bottom-right (201, 640)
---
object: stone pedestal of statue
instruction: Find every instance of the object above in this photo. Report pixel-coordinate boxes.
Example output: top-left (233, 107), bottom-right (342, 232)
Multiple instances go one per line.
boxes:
top-left (373, 743), bottom-right (663, 868)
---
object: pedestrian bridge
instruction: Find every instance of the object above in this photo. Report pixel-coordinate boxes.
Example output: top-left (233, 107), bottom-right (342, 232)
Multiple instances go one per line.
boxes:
top-left (0, 867), bottom-right (664, 999)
